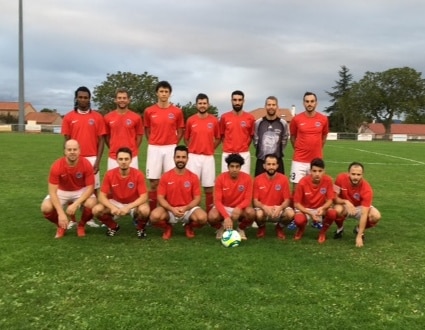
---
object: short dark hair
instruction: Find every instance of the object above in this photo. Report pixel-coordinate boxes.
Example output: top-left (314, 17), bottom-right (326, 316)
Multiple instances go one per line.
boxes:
top-left (75, 86), bottom-right (91, 98)
top-left (225, 153), bottom-right (245, 166)
top-left (263, 153), bottom-right (279, 163)
top-left (310, 158), bottom-right (325, 169)
top-left (231, 90), bottom-right (244, 99)
top-left (303, 91), bottom-right (317, 101)
top-left (174, 145), bottom-right (188, 156)
top-left (348, 161), bottom-right (364, 172)
top-left (116, 147), bottom-right (132, 158)
top-left (156, 81), bottom-right (172, 93)
top-left (196, 93), bottom-right (209, 103)
top-left (115, 87), bottom-right (130, 98)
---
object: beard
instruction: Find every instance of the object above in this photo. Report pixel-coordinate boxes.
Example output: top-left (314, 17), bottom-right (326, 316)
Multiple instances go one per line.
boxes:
top-left (232, 104), bottom-right (243, 112)
top-left (266, 169), bottom-right (276, 176)
top-left (176, 162), bottom-right (185, 169)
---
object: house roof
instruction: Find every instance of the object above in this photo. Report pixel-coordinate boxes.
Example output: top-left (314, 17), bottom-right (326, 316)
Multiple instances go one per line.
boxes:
top-left (0, 102), bottom-right (34, 111)
top-left (367, 123), bottom-right (425, 135)
top-left (249, 108), bottom-right (293, 122)
top-left (25, 112), bottom-right (62, 124)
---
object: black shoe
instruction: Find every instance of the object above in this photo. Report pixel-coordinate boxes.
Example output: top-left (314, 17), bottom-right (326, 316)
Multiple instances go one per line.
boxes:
top-left (137, 229), bottom-right (147, 239)
top-left (333, 229), bottom-right (344, 239)
top-left (106, 225), bottom-right (120, 237)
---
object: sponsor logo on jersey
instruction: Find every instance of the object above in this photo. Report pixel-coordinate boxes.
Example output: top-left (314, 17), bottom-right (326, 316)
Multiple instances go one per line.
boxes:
top-left (184, 181), bottom-right (191, 188)
top-left (76, 172), bottom-right (83, 179)
top-left (126, 119), bottom-right (132, 126)
top-left (275, 184), bottom-right (282, 191)
top-left (320, 188), bottom-right (327, 194)
top-left (128, 182), bottom-right (135, 189)
top-left (238, 185), bottom-right (245, 192)
top-left (168, 113), bottom-right (175, 120)
top-left (88, 119), bottom-right (95, 126)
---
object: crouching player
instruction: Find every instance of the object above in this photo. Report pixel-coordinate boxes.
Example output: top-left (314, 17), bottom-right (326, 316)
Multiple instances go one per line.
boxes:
top-left (253, 154), bottom-right (294, 239)
top-left (293, 158), bottom-right (336, 243)
top-left (149, 145), bottom-right (207, 240)
top-left (333, 161), bottom-right (381, 248)
top-left (40, 139), bottom-right (97, 238)
top-left (92, 147), bottom-right (150, 238)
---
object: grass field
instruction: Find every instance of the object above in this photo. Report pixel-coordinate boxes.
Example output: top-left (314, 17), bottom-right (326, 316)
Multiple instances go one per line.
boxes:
top-left (0, 133), bottom-right (425, 329)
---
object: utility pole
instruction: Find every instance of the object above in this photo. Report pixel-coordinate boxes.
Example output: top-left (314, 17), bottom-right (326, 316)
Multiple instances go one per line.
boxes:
top-left (18, 0), bottom-right (25, 132)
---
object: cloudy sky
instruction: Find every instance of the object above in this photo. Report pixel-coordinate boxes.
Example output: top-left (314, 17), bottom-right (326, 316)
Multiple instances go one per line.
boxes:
top-left (1, 0), bottom-right (425, 115)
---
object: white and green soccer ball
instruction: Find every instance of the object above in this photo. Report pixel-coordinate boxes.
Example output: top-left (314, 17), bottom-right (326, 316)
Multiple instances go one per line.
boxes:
top-left (221, 229), bottom-right (241, 248)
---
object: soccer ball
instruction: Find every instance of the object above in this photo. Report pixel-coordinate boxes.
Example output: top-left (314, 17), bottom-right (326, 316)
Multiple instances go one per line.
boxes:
top-left (221, 229), bottom-right (241, 248)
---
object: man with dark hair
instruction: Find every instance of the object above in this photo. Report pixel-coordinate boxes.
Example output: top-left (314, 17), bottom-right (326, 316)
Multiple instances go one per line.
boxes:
top-left (92, 147), bottom-right (150, 238)
top-left (253, 154), bottom-right (294, 239)
top-left (254, 96), bottom-right (289, 176)
top-left (61, 86), bottom-right (106, 228)
top-left (208, 153), bottom-right (255, 240)
top-left (184, 93), bottom-right (220, 213)
top-left (104, 88), bottom-right (144, 170)
top-left (219, 90), bottom-right (255, 174)
top-left (333, 162), bottom-right (381, 247)
top-left (293, 158), bottom-right (336, 243)
top-left (144, 81), bottom-right (185, 210)
top-left (149, 145), bottom-right (207, 240)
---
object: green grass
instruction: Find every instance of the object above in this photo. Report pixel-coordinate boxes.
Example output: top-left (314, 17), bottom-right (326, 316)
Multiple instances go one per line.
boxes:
top-left (0, 133), bottom-right (425, 329)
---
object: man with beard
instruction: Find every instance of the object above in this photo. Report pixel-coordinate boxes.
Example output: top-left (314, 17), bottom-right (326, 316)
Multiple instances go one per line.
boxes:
top-left (208, 153), bottom-right (255, 240)
top-left (219, 90), bottom-right (255, 174)
top-left (144, 81), bottom-right (185, 210)
top-left (61, 86), bottom-right (106, 228)
top-left (149, 145), bottom-right (207, 240)
top-left (40, 139), bottom-right (97, 238)
top-left (184, 93), bottom-right (220, 213)
top-left (292, 158), bottom-right (336, 243)
top-left (333, 162), bottom-right (381, 248)
top-left (104, 88), bottom-right (144, 170)
top-left (254, 96), bottom-right (289, 176)
top-left (92, 147), bottom-right (150, 238)
top-left (253, 154), bottom-right (294, 239)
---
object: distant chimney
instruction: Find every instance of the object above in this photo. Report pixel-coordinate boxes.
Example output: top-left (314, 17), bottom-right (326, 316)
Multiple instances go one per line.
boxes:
top-left (291, 105), bottom-right (296, 116)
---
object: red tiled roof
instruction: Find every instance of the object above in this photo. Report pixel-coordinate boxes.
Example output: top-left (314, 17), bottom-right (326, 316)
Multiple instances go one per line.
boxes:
top-left (25, 112), bottom-right (62, 124)
top-left (367, 123), bottom-right (425, 135)
top-left (0, 102), bottom-right (33, 111)
top-left (249, 108), bottom-right (293, 122)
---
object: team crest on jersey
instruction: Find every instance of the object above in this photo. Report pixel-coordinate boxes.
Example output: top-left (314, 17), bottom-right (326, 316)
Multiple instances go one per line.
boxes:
top-left (184, 181), bottom-right (191, 188)
top-left (275, 184), bottom-right (282, 191)
top-left (315, 122), bottom-right (322, 127)
top-left (76, 172), bottom-right (83, 179)
top-left (320, 188), bottom-right (327, 194)
top-left (126, 119), bottom-right (132, 126)
top-left (207, 122), bottom-right (213, 129)
top-left (353, 193), bottom-right (360, 201)
top-left (238, 185), bottom-right (245, 192)
top-left (240, 121), bottom-right (247, 127)
top-left (128, 182), bottom-right (135, 189)
top-left (88, 119), bottom-right (95, 126)
top-left (168, 113), bottom-right (175, 120)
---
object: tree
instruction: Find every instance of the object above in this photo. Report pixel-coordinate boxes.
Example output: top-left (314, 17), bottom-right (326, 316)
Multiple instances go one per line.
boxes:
top-left (92, 71), bottom-right (159, 114)
top-left (325, 66), bottom-right (356, 132)
top-left (40, 108), bottom-right (57, 113)
top-left (179, 102), bottom-right (219, 122)
top-left (348, 67), bottom-right (425, 133)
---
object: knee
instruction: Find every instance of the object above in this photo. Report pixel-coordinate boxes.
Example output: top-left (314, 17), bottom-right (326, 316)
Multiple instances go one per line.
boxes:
top-left (325, 208), bottom-right (337, 221)
top-left (294, 213), bottom-right (307, 227)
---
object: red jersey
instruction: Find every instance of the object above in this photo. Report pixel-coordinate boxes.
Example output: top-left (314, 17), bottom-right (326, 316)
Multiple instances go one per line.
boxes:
top-left (104, 110), bottom-right (143, 159)
top-left (293, 174), bottom-right (334, 209)
top-left (219, 111), bottom-right (255, 153)
top-left (253, 172), bottom-right (291, 206)
top-left (214, 171), bottom-right (253, 218)
top-left (158, 168), bottom-right (201, 207)
top-left (100, 168), bottom-right (147, 204)
top-left (290, 112), bottom-right (329, 162)
top-left (144, 104), bottom-right (184, 145)
top-left (48, 156), bottom-right (95, 191)
top-left (184, 114), bottom-right (220, 155)
top-left (61, 110), bottom-right (106, 157)
top-left (334, 173), bottom-right (373, 207)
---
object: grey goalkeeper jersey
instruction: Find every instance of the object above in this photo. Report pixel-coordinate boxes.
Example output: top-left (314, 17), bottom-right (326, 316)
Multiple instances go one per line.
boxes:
top-left (254, 117), bottom-right (289, 160)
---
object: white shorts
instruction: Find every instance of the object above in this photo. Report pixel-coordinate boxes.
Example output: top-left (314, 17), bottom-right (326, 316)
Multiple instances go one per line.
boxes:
top-left (255, 206), bottom-right (293, 222)
top-left (290, 161), bottom-right (310, 184)
top-left (107, 199), bottom-right (136, 218)
top-left (186, 153), bottom-right (215, 187)
top-left (146, 144), bottom-right (176, 179)
top-left (85, 156), bottom-right (100, 189)
top-left (168, 206), bottom-right (200, 224)
top-left (221, 151), bottom-right (251, 174)
top-left (295, 207), bottom-right (323, 222)
top-left (344, 205), bottom-right (376, 220)
top-left (44, 187), bottom-right (95, 207)
top-left (108, 156), bottom-right (139, 170)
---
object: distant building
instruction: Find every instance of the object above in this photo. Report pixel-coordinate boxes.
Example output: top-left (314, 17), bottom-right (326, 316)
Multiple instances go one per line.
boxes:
top-left (359, 123), bottom-right (425, 140)
top-left (25, 112), bottom-right (63, 126)
top-left (0, 102), bottom-right (37, 118)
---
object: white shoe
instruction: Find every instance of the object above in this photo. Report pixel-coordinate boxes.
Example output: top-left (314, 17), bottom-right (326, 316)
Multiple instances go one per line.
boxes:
top-left (215, 226), bottom-right (225, 240)
top-left (237, 228), bottom-right (247, 240)
top-left (67, 221), bottom-right (76, 230)
top-left (251, 222), bottom-right (258, 229)
top-left (86, 219), bottom-right (100, 228)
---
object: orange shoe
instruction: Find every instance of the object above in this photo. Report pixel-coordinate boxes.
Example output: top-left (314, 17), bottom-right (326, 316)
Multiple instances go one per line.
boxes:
top-left (77, 225), bottom-right (86, 237)
top-left (294, 227), bottom-right (305, 240)
top-left (55, 227), bottom-right (66, 239)
top-left (162, 223), bottom-right (173, 240)
top-left (275, 224), bottom-right (286, 240)
top-left (185, 224), bottom-right (195, 239)
top-left (256, 225), bottom-right (266, 238)
top-left (318, 232), bottom-right (326, 244)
